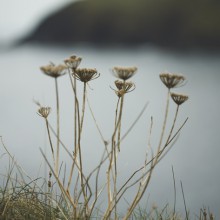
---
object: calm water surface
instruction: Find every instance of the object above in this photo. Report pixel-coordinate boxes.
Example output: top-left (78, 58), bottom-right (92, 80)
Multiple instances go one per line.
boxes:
top-left (0, 44), bottom-right (220, 217)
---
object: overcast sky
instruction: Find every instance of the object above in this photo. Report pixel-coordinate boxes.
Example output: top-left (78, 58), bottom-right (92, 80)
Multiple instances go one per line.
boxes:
top-left (0, 0), bottom-right (74, 44)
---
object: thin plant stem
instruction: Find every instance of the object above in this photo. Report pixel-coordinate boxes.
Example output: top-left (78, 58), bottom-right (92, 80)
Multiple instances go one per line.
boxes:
top-left (45, 118), bottom-right (55, 167)
top-left (55, 77), bottom-right (60, 176)
top-left (113, 143), bottom-right (118, 220)
top-left (113, 95), bottom-right (125, 218)
top-left (172, 165), bottom-right (176, 217)
top-left (48, 121), bottom-right (91, 192)
top-left (105, 95), bottom-right (125, 219)
top-left (89, 149), bottom-right (109, 215)
top-left (115, 97), bottom-right (120, 128)
top-left (105, 99), bottom-right (120, 218)
top-left (116, 118), bottom-right (188, 200)
top-left (113, 97), bottom-right (121, 220)
top-left (40, 148), bottom-right (77, 209)
top-left (74, 173), bottom-right (80, 218)
top-left (157, 104), bottom-right (180, 160)
top-left (85, 102), bottom-right (149, 186)
top-left (86, 96), bottom-right (112, 211)
top-left (152, 89), bottom-right (171, 171)
top-left (74, 74), bottom-right (78, 154)
top-left (77, 137), bottom-right (87, 203)
top-left (117, 95), bottom-right (124, 152)
top-left (80, 82), bottom-right (87, 134)
top-left (157, 88), bottom-right (170, 152)
top-left (181, 181), bottom-right (189, 220)
top-left (78, 81), bottom-right (89, 213)
top-left (166, 105), bottom-right (179, 145)
top-left (67, 68), bottom-right (79, 153)
top-left (123, 162), bottom-right (154, 220)
top-left (48, 115), bottom-right (92, 214)
top-left (117, 102), bottom-right (149, 147)
top-left (106, 118), bottom-right (188, 218)
top-left (66, 69), bottom-right (80, 194)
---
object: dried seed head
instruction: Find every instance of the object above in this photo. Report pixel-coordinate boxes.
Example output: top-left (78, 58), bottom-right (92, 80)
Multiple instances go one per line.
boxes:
top-left (64, 55), bottom-right (82, 69)
top-left (171, 93), bottom-right (189, 105)
top-left (160, 72), bottom-right (185, 89)
top-left (115, 90), bottom-right (126, 97)
top-left (38, 107), bottom-right (51, 118)
top-left (114, 80), bottom-right (125, 90)
top-left (49, 171), bottom-right (52, 178)
top-left (112, 66), bottom-right (137, 81)
top-left (73, 68), bottom-right (100, 83)
top-left (48, 180), bottom-right (52, 188)
top-left (40, 63), bottom-right (67, 78)
top-left (114, 80), bottom-right (135, 97)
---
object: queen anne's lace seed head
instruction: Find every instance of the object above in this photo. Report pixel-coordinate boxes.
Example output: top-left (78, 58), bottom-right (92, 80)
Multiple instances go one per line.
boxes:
top-left (112, 66), bottom-right (137, 81)
top-left (113, 80), bottom-right (135, 97)
top-left (171, 93), bottom-right (189, 105)
top-left (160, 72), bottom-right (185, 89)
top-left (38, 107), bottom-right (51, 118)
top-left (114, 80), bottom-right (125, 90)
top-left (72, 68), bottom-right (100, 83)
top-left (40, 63), bottom-right (67, 78)
top-left (64, 55), bottom-right (82, 70)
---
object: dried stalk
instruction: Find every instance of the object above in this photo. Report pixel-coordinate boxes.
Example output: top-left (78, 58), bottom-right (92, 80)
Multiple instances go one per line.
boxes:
top-left (45, 118), bottom-right (55, 168)
top-left (54, 78), bottom-right (60, 176)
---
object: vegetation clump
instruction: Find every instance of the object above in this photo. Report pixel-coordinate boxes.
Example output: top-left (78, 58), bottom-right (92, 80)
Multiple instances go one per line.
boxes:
top-left (0, 54), bottom-right (215, 219)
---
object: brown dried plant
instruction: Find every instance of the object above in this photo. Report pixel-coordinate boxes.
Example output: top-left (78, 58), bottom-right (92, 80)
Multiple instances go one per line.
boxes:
top-left (159, 72), bottom-right (186, 89)
top-left (5, 55), bottom-right (190, 220)
top-left (40, 63), bottom-right (67, 176)
top-left (171, 93), bottom-right (189, 106)
top-left (34, 58), bottom-right (190, 219)
top-left (36, 60), bottom-right (191, 219)
top-left (112, 66), bottom-right (137, 81)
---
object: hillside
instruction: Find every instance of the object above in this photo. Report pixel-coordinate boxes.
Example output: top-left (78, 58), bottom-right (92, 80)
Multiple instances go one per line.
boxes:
top-left (24, 0), bottom-right (220, 50)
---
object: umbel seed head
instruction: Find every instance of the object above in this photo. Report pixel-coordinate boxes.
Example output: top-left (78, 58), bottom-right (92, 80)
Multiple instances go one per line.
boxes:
top-left (114, 80), bottom-right (125, 90)
top-left (114, 80), bottom-right (135, 97)
top-left (40, 63), bottom-right (67, 78)
top-left (160, 72), bottom-right (185, 89)
top-left (171, 93), bottom-right (189, 105)
top-left (112, 66), bottom-right (137, 81)
top-left (38, 107), bottom-right (51, 118)
top-left (72, 68), bottom-right (100, 83)
top-left (64, 55), bottom-right (82, 70)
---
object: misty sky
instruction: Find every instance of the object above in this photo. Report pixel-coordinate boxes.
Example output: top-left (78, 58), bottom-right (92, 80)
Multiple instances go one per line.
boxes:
top-left (0, 0), bottom-right (74, 44)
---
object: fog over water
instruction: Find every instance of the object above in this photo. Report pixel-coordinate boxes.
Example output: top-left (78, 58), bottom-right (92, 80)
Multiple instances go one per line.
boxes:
top-left (0, 44), bottom-right (220, 217)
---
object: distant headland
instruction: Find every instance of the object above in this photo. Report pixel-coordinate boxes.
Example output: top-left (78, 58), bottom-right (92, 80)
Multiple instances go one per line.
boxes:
top-left (22, 0), bottom-right (220, 51)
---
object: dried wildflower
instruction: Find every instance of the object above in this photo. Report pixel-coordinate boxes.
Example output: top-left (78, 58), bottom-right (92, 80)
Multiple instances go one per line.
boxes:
top-left (112, 66), bottom-right (137, 81)
top-left (171, 93), bottom-right (188, 105)
top-left (114, 80), bottom-right (125, 90)
top-left (160, 72), bottom-right (185, 89)
top-left (49, 171), bottom-right (52, 178)
top-left (115, 80), bottom-right (135, 92)
top-left (114, 80), bottom-right (135, 97)
top-left (48, 180), bottom-right (52, 188)
top-left (73, 68), bottom-right (100, 83)
top-left (115, 90), bottom-right (126, 97)
top-left (64, 55), bottom-right (82, 69)
top-left (38, 107), bottom-right (51, 118)
top-left (40, 63), bottom-right (67, 78)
